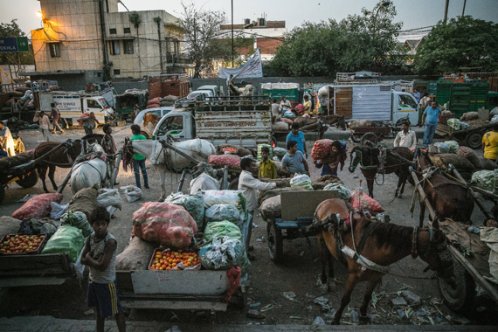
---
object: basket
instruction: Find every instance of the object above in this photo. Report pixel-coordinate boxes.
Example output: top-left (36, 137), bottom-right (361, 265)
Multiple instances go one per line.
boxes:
top-left (148, 248), bottom-right (201, 271)
top-left (0, 234), bottom-right (47, 255)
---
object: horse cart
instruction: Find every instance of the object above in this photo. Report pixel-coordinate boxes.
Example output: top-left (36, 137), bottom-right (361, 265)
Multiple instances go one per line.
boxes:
top-left (410, 166), bottom-right (498, 313)
top-left (435, 122), bottom-right (495, 149)
top-left (0, 151), bottom-right (39, 203)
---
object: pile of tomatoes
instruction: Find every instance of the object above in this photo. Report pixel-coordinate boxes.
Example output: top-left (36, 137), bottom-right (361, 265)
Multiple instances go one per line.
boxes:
top-left (149, 249), bottom-right (201, 270)
top-left (0, 234), bottom-right (45, 255)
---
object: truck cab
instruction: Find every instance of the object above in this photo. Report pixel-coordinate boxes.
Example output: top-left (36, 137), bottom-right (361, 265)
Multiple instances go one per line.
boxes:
top-left (153, 110), bottom-right (194, 140)
top-left (197, 85), bottom-right (224, 97)
top-left (391, 90), bottom-right (418, 125)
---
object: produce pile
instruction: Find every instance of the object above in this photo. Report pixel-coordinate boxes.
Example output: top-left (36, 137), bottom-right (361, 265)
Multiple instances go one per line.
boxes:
top-left (149, 249), bottom-right (201, 271)
top-left (311, 139), bottom-right (333, 161)
top-left (0, 234), bottom-right (45, 255)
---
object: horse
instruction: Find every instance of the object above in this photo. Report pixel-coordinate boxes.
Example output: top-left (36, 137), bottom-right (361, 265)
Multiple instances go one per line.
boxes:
top-left (34, 139), bottom-right (82, 192)
top-left (314, 198), bottom-right (455, 324)
top-left (348, 145), bottom-right (414, 198)
top-left (415, 150), bottom-right (474, 226)
top-left (122, 137), bottom-right (215, 201)
top-left (69, 158), bottom-right (107, 194)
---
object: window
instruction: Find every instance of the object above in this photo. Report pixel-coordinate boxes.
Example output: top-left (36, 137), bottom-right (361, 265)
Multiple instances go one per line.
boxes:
top-left (49, 43), bottom-right (61, 57)
top-left (399, 94), bottom-right (417, 108)
top-left (123, 40), bottom-right (134, 54)
top-left (157, 116), bottom-right (184, 137)
top-left (109, 40), bottom-right (120, 55)
top-left (87, 99), bottom-right (98, 108)
top-left (109, 28), bottom-right (117, 34)
top-left (114, 69), bottom-right (120, 75)
top-left (124, 27), bottom-right (131, 34)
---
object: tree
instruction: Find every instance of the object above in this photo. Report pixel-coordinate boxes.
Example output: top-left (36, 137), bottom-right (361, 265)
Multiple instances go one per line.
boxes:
top-left (0, 19), bottom-right (34, 66)
top-left (129, 12), bottom-right (142, 73)
top-left (179, 3), bottom-right (225, 78)
top-left (414, 16), bottom-right (498, 74)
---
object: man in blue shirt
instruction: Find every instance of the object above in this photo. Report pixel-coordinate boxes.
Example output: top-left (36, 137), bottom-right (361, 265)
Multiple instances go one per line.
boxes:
top-left (286, 122), bottom-right (307, 157)
top-left (422, 101), bottom-right (441, 146)
top-left (282, 140), bottom-right (309, 175)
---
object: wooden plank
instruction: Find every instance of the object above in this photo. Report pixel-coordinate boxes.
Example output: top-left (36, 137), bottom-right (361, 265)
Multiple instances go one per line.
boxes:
top-left (0, 254), bottom-right (71, 276)
top-left (120, 299), bottom-right (227, 311)
top-left (0, 276), bottom-right (68, 288)
top-left (281, 191), bottom-right (342, 220)
top-left (131, 270), bottom-right (228, 295)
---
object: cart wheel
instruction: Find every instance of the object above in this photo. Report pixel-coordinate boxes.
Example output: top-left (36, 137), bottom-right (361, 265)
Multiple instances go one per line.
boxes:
top-left (0, 186), bottom-right (5, 204)
top-left (465, 132), bottom-right (482, 149)
top-left (360, 132), bottom-right (379, 146)
top-left (16, 170), bottom-right (38, 188)
top-left (438, 256), bottom-right (476, 313)
top-left (267, 221), bottom-right (283, 263)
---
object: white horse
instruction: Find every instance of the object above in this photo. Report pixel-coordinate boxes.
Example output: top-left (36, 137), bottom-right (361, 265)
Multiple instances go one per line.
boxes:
top-left (125, 138), bottom-right (216, 200)
top-left (70, 158), bottom-right (108, 194)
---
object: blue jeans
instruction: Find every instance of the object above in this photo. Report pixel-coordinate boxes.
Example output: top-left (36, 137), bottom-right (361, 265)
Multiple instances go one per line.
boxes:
top-left (133, 159), bottom-right (148, 188)
top-left (423, 124), bottom-right (437, 146)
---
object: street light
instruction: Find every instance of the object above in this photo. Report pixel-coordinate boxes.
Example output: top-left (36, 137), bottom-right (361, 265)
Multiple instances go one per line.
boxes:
top-left (231, 0), bottom-right (234, 67)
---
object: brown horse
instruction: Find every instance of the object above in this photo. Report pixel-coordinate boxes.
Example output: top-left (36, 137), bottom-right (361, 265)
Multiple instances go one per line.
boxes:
top-left (314, 198), bottom-right (454, 324)
top-left (34, 139), bottom-right (82, 192)
top-left (415, 151), bottom-right (474, 226)
top-left (348, 145), bottom-right (414, 198)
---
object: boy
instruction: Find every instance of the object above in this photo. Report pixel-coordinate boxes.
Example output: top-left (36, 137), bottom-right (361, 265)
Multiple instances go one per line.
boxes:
top-left (81, 207), bottom-right (126, 332)
top-left (130, 124), bottom-right (149, 189)
top-left (258, 146), bottom-right (277, 179)
top-left (282, 140), bottom-right (309, 175)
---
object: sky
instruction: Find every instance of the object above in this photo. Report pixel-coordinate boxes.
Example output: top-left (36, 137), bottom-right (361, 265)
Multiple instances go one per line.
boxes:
top-left (1, 0), bottom-right (497, 40)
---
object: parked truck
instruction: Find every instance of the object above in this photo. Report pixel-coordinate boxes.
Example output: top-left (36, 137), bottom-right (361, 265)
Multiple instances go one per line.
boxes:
top-left (153, 96), bottom-right (273, 149)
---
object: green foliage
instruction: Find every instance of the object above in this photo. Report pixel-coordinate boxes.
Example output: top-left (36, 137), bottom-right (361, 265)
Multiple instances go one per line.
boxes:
top-left (414, 16), bottom-right (498, 74)
top-left (269, 1), bottom-right (403, 76)
top-left (0, 19), bottom-right (34, 65)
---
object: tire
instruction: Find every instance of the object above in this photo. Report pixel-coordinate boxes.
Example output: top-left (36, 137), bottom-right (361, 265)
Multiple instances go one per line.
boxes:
top-left (16, 170), bottom-right (38, 188)
top-left (267, 221), bottom-right (283, 263)
top-left (465, 132), bottom-right (482, 149)
top-left (438, 256), bottom-right (476, 313)
top-left (360, 132), bottom-right (379, 146)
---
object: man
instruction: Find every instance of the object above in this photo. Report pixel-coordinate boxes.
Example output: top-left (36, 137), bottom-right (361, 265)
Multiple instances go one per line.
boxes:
top-left (0, 121), bottom-right (15, 156)
top-left (271, 98), bottom-right (281, 123)
top-left (393, 121), bottom-right (417, 152)
top-left (286, 122), bottom-right (307, 156)
top-left (33, 111), bottom-right (51, 142)
top-left (258, 146), bottom-right (277, 179)
top-left (282, 140), bottom-right (309, 175)
top-left (130, 124), bottom-right (149, 189)
top-left (83, 112), bottom-right (100, 136)
top-left (422, 101), bottom-right (440, 146)
top-left (314, 140), bottom-right (347, 176)
top-left (279, 96), bottom-right (291, 113)
top-left (482, 124), bottom-right (498, 163)
top-left (418, 93), bottom-right (431, 126)
top-left (102, 124), bottom-right (117, 182)
top-left (303, 95), bottom-right (312, 117)
top-left (238, 156), bottom-right (276, 253)
top-left (50, 102), bottom-right (64, 134)
top-left (413, 89), bottom-right (421, 103)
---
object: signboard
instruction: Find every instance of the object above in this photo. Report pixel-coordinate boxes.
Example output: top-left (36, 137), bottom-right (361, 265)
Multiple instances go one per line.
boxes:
top-left (0, 37), bottom-right (29, 53)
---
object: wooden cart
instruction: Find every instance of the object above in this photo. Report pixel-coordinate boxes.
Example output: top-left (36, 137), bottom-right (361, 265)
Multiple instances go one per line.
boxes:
top-left (0, 151), bottom-right (39, 203)
top-left (435, 122), bottom-right (495, 149)
top-left (349, 121), bottom-right (396, 144)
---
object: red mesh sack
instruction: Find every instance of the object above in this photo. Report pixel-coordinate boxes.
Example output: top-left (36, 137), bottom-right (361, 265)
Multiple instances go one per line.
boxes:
top-left (311, 139), bottom-right (333, 161)
top-left (208, 154), bottom-right (241, 169)
top-left (350, 191), bottom-right (384, 213)
top-left (12, 193), bottom-right (63, 220)
top-left (132, 202), bottom-right (198, 248)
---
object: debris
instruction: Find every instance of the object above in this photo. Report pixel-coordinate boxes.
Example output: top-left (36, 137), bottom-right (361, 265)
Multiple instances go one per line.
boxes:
top-left (16, 194), bottom-right (32, 203)
top-left (404, 307), bottom-right (413, 319)
top-left (397, 309), bottom-right (406, 319)
top-left (451, 314), bottom-right (471, 325)
top-left (289, 316), bottom-right (303, 320)
top-left (391, 296), bottom-right (407, 306)
top-left (84, 308), bottom-right (94, 315)
top-left (414, 307), bottom-right (430, 317)
top-left (401, 290), bottom-right (421, 305)
top-left (246, 309), bottom-right (265, 319)
top-left (350, 308), bottom-right (359, 324)
top-left (299, 250), bottom-right (305, 256)
top-left (323, 310), bottom-right (336, 323)
top-left (313, 295), bottom-right (331, 312)
top-left (371, 291), bottom-right (379, 308)
top-left (255, 236), bottom-right (265, 242)
top-left (260, 304), bottom-right (274, 312)
top-left (249, 302), bottom-right (261, 309)
top-left (165, 326), bottom-right (182, 332)
top-left (312, 316), bottom-right (326, 325)
top-left (282, 291), bottom-right (296, 301)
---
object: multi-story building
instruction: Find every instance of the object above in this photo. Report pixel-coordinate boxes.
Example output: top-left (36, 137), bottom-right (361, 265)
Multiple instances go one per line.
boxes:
top-left (27, 0), bottom-right (189, 89)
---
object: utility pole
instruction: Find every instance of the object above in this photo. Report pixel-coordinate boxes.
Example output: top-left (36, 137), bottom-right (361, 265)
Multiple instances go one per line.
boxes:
top-left (443, 0), bottom-right (449, 24)
top-left (231, 0), bottom-right (234, 67)
top-left (461, 0), bottom-right (467, 16)
top-left (154, 17), bottom-right (164, 73)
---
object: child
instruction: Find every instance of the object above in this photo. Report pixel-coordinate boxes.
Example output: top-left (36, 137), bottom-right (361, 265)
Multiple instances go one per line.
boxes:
top-left (81, 207), bottom-right (126, 332)
top-left (130, 124), bottom-right (149, 189)
top-left (258, 146), bottom-right (277, 179)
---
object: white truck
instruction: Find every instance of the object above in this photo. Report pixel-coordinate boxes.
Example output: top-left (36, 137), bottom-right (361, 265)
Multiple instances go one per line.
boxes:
top-left (39, 90), bottom-right (115, 126)
top-left (318, 84), bottom-right (419, 125)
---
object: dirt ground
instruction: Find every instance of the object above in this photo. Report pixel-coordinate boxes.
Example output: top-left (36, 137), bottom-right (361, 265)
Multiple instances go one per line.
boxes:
top-left (0, 126), bottom-right (497, 326)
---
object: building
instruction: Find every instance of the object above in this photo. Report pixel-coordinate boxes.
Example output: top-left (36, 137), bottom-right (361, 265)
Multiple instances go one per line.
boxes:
top-left (27, 0), bottom-right (189, 89)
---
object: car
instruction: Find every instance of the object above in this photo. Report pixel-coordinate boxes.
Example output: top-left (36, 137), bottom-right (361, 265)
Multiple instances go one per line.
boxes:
top-left (133, 107), bottom-right (174, 126)
top-left (186, 90), bottom-right (214, 100)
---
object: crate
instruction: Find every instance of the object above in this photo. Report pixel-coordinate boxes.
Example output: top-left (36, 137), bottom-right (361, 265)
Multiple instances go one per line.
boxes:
top-left (0, 234), bottom-right (47, 255)
top-left (148, 248), bottom-right (201, 271)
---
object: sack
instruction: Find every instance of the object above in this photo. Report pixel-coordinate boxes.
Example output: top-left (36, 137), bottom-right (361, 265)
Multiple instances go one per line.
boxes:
top-left (290, 174), bottom-right (313, 190)
top-left (457, 146), bottom-right (482, 169)
top-left (61, 210), bottom-right (92, 237)
top-left (190, 173), bottom-right (219, 194)
top-left (311, 139), bottom-right (333, 161)
top-left (132, 202), bottom-right (197, 248)
top-left (120, 185), bottom-right (142, 203)
top-left (471, 170), bottom-right (496, 192)
top-left (199, 237), bottom-right (249, 270)
top-left (350, 191), bottom-right (384, 213)
top-left (0, 216), bottom-right (22, 238)
top-left (18, 218), bottom-right (59, 237)
top-left (205, 204), bottom-right (241, 223)
top-left (444, 140), bottom-right (460, 154)
top-left (273, 147), bottom-right (287, 160)
top-left (432, 142), bottom-right (450, 153)
top-left (116, 236), bottom-right (156, 271)
top-left (430, 154), bottom-right (475, 171)
top-left (272, 122), bottom-right (289, 132)
top-left (12, 193), bottom-right (63, 221)
top-left (202, 190), bottom-right (246, 211)
top-left (50, 202), bottom-right (69, 220)
top-left (460, 112), bottom-right (479, 121)
top-left (69, 187), bottom-right (98, 221)
top-left (259, 195), bottom-right (281, 220)
top-left (208, 154), bottom-right (241, 169)
top-left (257, 144), bottom-right (273, 161)
top-left (167, 139), bottom-right (216, 172)
top-left (203, 220), bottom-right (242, 243)
top-left (97, 188), bottom-right (122, 209)
top-left (42, 225), bottom-right (85, 262)
top-left (323, 183), bottom-right (352, 200)
top-left (165, 193), bottom-right (205, 228)
top-left (447, 118), bottom-right (462, 130)
top-left (283, 110), bottom-right (296, 119)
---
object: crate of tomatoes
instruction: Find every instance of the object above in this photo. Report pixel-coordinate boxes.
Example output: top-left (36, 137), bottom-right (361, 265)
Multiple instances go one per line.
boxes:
top-left (148, 249), bottom-right (201, 271)
top-left (0, 234), bottom-right (47, 255)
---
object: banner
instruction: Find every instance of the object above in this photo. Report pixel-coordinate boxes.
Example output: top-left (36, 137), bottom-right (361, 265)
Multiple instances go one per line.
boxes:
top-left (218, 48), bottom-right (263, 79)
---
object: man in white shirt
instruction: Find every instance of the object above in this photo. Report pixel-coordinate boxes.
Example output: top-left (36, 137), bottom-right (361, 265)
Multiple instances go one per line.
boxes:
top-left (393, 121), bottom-right (417, 151)
top-left (238, 156), bottom-right (276, 253)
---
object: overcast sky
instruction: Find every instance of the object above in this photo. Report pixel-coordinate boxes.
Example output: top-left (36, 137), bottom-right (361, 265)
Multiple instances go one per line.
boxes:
top-left (1, 0), bottom-right (497, 38)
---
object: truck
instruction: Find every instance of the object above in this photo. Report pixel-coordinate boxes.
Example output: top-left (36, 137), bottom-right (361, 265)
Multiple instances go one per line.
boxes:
top-left (261, 83), bottom-right (300, 104)
top-left (152, 96), bottom-right (273, 149)
top-left (435, 80), bottom-right (489, 118)
top-left (39, 90), bottom-right (115, 126)
top-left (317, 84), bottom-right (419, 125)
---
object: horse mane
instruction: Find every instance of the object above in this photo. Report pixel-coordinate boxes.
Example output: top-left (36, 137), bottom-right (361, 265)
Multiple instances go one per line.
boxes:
top-left (361, 220), bottom-right (413, 251)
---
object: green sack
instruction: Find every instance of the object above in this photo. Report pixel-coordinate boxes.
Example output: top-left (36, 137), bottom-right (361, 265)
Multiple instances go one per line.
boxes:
top-left (42, 225), bottom-right (84, 262)
top-left (61, 211), bottom-right (92, 237)
top-left (165, 193), bottom-right (205, 228)
top-left (203, 220), bottom-right (242, 243)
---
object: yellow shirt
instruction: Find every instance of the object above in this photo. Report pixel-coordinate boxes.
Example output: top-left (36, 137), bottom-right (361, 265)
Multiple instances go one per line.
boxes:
top-left (303, 100), bottom-right (312, 115)
top-left (482, 130), bottom-right (498, 161)
top-left (258, 159), bottom-right (277, 179)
